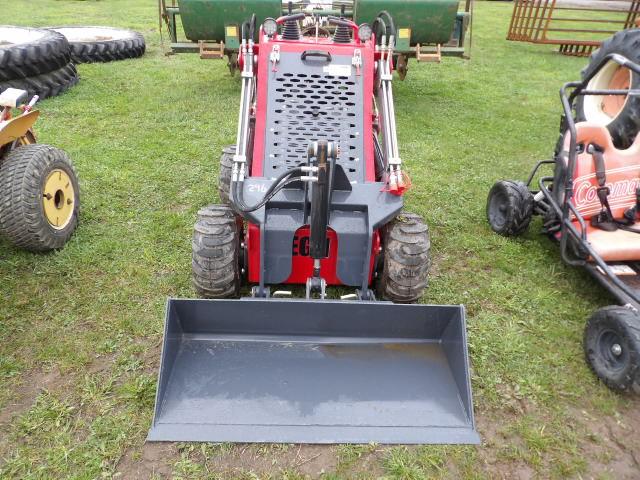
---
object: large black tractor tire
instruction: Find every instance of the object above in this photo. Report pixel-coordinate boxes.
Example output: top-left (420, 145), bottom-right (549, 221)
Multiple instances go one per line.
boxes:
top-left (0, 27), bottom-right (71, 81)
top-left (377, 212), bottom-right (431, 303)
top-left (486, 180), bottom-right (533, 236)
top-left (218, 145), bottom-right (235, 204)
top-left (0, 144), bottom-right (80, 251)
top-left (575, 28), bottom-right (640, 149)
top-left (0, 63), bottom-right (79, 100)
top-left (584, 306), bottom-right (640, 394)
top-left (192, 204), bottom-right (243, 298)
top-left (51, 27), bottom-right (145, 64)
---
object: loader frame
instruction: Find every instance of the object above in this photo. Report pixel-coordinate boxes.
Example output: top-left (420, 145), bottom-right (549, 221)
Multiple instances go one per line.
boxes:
top-left (229, 13), bottom-right (405, 299)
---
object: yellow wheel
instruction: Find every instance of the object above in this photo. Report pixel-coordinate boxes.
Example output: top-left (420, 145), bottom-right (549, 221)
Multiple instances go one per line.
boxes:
top-left (42, 169), bottom-right (75, 229)
top-left (0, 144), bottom-right (79, 251)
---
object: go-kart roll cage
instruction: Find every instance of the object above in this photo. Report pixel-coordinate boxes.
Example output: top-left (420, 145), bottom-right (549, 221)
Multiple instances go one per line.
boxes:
top-left (525, 54), bottom-right (640, 308)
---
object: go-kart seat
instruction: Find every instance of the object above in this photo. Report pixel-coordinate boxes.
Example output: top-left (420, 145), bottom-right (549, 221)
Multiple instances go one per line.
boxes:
top-left (568, 122), bottom-right (640, 262)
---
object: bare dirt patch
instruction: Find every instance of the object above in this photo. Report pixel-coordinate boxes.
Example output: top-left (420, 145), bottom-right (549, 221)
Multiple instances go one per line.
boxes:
top-left (0, 367), bottom-right (65, 462)
top-left (0, 368), bottom-right (63, 428)
top-left (577, 402), bottom-right (640, 479)
top-left (116, 442), bottom-right (176, 479)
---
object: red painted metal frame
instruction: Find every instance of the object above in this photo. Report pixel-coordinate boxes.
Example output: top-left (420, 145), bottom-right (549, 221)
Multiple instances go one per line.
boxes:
top-left (247, 32), bottom-right (380, 286)
top-left (251, 35), bottom-right (375, 180)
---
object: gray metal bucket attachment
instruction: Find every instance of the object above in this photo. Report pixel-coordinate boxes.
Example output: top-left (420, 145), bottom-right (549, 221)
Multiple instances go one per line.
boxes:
top-left (148, 299), bottom-right (479, 444)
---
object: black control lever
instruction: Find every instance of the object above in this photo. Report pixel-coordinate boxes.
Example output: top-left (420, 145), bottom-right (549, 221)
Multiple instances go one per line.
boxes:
top-left (276, 12), bottom-right (305, 24)
top-left (329, 16), bottom-right (353, 26)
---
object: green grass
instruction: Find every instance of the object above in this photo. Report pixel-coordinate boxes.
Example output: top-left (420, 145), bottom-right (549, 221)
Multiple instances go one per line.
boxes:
top-left (1, 0), bottom-right (639, 478)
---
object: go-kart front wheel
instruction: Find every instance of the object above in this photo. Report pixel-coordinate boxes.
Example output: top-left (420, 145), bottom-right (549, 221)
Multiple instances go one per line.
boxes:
top-left (584, 306), bottom-right (640, 394)
top-left (486, 180), bottom-right (533, 237)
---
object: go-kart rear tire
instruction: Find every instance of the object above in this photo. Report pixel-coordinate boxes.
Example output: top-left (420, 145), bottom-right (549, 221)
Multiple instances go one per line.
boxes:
top-left (486, 180), bottom-right (533, 236)
top-left (0, 27), bottom-right (71, 81)
top-left (576, 28), bottom-right (640, 149)
top-left (584, 306), bottom-right (640, 394)
top-left (218, 145), bottom-right (235, 204)
top-left (0, 144), bottom-right (79, 251)
top-left (192, 204), bottom-right (242, 298)
top-left (376, 212), bottom-right (431, 303)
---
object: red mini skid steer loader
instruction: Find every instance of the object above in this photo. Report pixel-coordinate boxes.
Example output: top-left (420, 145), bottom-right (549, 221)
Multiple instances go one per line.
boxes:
top-left (487, 53), bottom-right (640, 394)
top-left (149, 11), bottom-right (478, 444)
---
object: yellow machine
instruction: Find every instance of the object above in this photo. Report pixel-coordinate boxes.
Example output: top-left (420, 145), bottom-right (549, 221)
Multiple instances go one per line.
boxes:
top-left (0, 88), bottom-right (79, 251)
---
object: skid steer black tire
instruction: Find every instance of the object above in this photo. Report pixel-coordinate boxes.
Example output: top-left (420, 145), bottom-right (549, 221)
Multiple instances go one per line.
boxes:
top-left (0, 144), bottom-right (79, 251)
top-left (575, 28), bottom-right (640, 149)
top-left (486, 180), bottom-right (533, 237)
top-left (584, 306), bottom-right (640, 394)
top-left (0, 63), bottom-right (78, 100)
top-left (377, 212), bottom-right (430, 303)
top-left (51, 27), bottom-right (145, 64)
top-left (218, 145), bottom-right (235, 204)
top-left (192, 204), bottom-right (243, 298)
top-left (0, 27), bottom-right (71, 81)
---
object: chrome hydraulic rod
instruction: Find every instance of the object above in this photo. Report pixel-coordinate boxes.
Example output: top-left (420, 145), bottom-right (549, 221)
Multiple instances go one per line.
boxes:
top-left (232, 37), bottom-right (255, 186)
top-left (376, 35), bottom-right (403, 191)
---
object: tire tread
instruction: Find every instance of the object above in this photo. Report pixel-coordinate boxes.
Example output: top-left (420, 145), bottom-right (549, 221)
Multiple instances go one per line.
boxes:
top-left (0, 144), bottom-right (79, 251)
top-left (0, 28), bottom-right (71, 81)
top-left (377, 212), bottom-right (431, 303)
top-left (192, 204), bottom-right (241, 298)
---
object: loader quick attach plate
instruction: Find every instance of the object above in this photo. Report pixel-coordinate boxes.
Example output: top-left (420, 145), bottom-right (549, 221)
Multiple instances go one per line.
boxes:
top-left (148, 299), bottom-right (480, 444)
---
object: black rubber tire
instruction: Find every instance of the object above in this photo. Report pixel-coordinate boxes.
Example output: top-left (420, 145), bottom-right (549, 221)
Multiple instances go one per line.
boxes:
top-left (51, 27), bottom-right (145, 64)
top-left (0, 144), bottom-right (79, 251)
top-left (486, 180), bottom-right (533, 237)
top-left (376, 212), bottom-right (431, 303)
top-left (576, 28), bottom-right (640, 149)
top-left (192, 204), bottom-right (243, 298)
top-left (0, 63), bottom-right (78, 100)
top-left (584, 306), bottom-right (640, 394)
top-left (218, 145), bottom-right (235, 204)
top-left (0, 27), bottom-right (71, 81)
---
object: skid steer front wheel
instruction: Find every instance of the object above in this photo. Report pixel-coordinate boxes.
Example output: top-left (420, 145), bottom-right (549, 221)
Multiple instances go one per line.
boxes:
top-left (192, 204), bottom-right (244, 298)
top-left (0, 144), bottom-right (79, 251)
top-left (584, 306), bottom-right (640, 394)
top-left (377, 212), bottom-right (431, 303)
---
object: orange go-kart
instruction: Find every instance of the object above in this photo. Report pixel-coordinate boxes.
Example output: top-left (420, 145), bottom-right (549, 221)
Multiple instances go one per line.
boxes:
top-left (487, 53), bottom-right (640, 394)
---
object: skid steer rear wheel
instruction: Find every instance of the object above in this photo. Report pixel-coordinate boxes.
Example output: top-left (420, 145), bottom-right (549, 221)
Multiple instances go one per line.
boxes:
top-left (487, 180), bottom-right (533, 236)
top-left (377, 212), bottom-right (431, 303)
top-left (584, 306), bottom-right (640, 394)
top-left (218, 145), bottom-right (234, 204)
top-left (192, 204), bottom-right (243, 298)
top-left (0, 144), bottom-right (79, 251)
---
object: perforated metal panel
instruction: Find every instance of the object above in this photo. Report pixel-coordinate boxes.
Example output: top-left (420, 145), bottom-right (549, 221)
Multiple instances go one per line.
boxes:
top-left (264, 51), bottom-right (365, 182)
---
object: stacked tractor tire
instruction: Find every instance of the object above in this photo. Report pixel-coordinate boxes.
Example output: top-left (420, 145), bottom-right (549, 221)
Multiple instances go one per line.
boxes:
top-left (0, 26), bottom-right (145, 99)
top-left (0, 27), bottom-right (77, 100)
